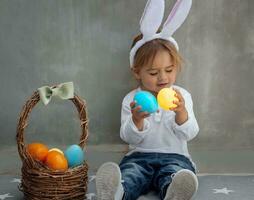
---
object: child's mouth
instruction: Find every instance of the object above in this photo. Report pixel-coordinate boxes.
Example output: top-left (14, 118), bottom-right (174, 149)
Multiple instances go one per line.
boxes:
top-left (157, 83), bottom-right (168, 87)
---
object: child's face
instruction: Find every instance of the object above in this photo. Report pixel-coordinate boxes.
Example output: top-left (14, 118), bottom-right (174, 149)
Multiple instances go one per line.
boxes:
top-left (134, 50), bottom-right (178, 95)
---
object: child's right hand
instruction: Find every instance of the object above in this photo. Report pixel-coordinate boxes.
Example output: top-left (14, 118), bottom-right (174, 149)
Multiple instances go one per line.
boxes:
top-left (130, 101), bottom-right (150, 131)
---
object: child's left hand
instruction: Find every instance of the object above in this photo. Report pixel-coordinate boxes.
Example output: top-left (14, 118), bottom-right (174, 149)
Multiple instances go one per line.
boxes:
top-left (171, 88), bottom-right (187, 114)
top-left (171, 88), bottom-right (188, 125)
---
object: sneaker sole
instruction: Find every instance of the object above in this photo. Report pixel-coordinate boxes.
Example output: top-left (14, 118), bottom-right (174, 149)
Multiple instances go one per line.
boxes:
top-left (96, 162), bottom-right (122, 200)
top-left (164, 169), bottom-right (198, 200)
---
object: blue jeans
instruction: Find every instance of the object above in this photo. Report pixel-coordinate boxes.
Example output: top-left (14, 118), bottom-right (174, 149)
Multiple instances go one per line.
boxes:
top-left (119, 152), bottom-right (196, 200)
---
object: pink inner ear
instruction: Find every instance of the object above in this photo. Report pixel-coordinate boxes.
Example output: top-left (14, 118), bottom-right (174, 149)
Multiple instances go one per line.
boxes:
top-left (164, 0), bottom-right (183, 27)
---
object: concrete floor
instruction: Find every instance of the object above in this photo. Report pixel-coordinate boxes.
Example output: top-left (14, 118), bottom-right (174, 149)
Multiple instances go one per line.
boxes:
top-left (1, 145), bottom-right (254, 199)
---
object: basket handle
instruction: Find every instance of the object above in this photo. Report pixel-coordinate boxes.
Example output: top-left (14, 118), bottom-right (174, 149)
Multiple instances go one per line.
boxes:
top-left (16, 90), bottom-right (89, 163)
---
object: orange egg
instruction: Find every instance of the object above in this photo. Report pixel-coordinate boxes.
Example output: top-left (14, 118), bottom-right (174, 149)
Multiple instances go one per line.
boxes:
top-left (45, 151), bottom-right (68, 171)
top-left (27, 143), bottom-right (49, 162)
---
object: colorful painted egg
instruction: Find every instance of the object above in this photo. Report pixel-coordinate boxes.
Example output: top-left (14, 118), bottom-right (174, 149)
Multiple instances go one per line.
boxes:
top-left (48, 148), bottom-right (64, 155)
top-left (157, 87), bottom-right (179, 110)
top-left (27, 143), bottom-right (49, 162)
top-left (64, 144), bottom-right (84, 167)
top-left (133, 91), bottom-right (158, 113)
top-left (45, 151), bottom-right (68, 171)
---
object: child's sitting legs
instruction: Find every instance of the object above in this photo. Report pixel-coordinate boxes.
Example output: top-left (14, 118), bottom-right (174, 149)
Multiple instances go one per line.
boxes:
top-left (96, 153), bottom-right (198, 200)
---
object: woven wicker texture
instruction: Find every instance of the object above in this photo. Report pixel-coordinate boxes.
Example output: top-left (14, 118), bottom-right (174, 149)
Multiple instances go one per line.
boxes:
top-left (16, 89), bottom-right (89, 200)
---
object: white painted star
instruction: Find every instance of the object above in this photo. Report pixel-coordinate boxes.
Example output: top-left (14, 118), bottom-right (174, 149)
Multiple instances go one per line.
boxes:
top-left (10, 178), bottom-right (21, 183)
top-left (0, 193), bottom-right (13, 200)
top-left (213, 187), bottom-right (234, 195)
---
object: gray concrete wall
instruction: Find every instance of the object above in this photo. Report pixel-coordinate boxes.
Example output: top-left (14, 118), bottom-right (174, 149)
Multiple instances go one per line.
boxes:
top-left (0, 0), bottom-right (254, 172)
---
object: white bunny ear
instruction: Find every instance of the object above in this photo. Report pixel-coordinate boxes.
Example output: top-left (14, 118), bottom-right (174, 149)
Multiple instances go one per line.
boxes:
top-left (140, 0), bottom-right (165, 39)
top-left (161, 0), bottom-right (192, 37)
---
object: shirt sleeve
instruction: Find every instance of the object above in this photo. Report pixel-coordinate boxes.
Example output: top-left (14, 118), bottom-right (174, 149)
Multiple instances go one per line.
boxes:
top-left (165, 92), bottom-right (199, 141)
top-left (120, 102), bottom-right (151, 145)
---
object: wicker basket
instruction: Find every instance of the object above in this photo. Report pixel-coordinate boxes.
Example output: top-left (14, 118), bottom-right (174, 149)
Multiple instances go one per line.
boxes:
top-left (16, 88), bottom-right (89, 200)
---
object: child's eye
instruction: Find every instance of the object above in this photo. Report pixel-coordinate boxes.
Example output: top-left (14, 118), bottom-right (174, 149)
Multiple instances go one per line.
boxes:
top-left (149, 73), bottom-right (158, 76)
top-left (166, 70), bottom-right (173, 73)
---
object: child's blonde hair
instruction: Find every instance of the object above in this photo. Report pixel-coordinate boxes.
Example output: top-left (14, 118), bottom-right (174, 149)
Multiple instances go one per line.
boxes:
top-left (131, 34), bottom-right (183, 72)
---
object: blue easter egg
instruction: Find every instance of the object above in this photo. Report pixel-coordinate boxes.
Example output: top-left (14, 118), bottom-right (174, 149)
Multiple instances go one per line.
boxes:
top-left (133, 91), bottom-right (158, 113)
top-left (64, 144), bottom-right (84, 167)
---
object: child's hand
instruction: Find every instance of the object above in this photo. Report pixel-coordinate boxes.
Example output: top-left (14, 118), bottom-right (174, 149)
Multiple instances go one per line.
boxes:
top-left (171, 88), bottom-right (186, 113)
top-left (130, 101), bottom-right (150, 131)
top-left (171, 89), bottom-right (188, 125)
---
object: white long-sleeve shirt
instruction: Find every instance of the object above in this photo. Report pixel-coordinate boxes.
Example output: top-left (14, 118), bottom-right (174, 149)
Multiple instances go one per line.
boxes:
top-left (120, 85), bottom-right (199, 160)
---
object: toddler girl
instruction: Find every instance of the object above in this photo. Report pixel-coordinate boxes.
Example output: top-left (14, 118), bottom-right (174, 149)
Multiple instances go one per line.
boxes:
top-left (96, 0), bottom-right (198, 199)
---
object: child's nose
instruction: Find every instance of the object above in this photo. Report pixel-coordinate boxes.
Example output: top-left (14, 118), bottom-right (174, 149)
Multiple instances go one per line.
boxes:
top-left (158, 71), bottom-right (167, 81)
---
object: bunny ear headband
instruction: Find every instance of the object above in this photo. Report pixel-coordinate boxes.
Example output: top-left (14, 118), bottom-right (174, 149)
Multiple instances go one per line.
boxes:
top-left (129, 0), bottom-right (192, 67)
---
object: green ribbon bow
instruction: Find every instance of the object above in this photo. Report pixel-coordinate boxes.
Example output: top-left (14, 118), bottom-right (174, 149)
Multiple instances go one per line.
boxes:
top-left (38, 82), bottom-right (74, 105)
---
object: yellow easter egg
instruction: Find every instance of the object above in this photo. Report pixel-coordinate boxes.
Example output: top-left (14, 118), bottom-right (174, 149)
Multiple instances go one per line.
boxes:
top-left (48, 148), bottom-right (64, 155)
top-left (157, 88), bottom-right (179, 110)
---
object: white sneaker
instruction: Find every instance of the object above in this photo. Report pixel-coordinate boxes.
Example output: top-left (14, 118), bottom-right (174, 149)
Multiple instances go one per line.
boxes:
top-left (164, 169), bottom-right (198, 200)
top-left (96, 162), bottom-right (124, 200)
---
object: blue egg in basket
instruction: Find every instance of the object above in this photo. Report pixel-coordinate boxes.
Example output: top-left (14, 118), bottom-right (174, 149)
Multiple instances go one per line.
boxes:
top-left (133, 91), bottom-right (158, 113)
top-left (64, 144), bottom-right (84, 168)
